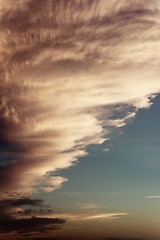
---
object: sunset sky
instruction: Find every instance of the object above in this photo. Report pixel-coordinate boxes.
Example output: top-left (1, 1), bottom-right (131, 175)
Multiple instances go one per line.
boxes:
top-left (0, 0), bottom-right (160, 239)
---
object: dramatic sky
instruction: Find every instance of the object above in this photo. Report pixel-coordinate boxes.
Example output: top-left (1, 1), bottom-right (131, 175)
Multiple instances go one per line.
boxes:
top-left (0, 0), bottom-right (160, 239)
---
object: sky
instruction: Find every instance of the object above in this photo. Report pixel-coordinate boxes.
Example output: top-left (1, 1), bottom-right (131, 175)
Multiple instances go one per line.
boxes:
top-left (0, 0), bottom-right (160, 239)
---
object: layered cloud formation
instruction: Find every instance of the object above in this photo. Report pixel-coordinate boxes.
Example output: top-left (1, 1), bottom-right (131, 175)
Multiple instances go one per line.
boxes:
top-left (0, 197), bottom-right (65, 237)
top-left (0, 0), bottom-right (160, 195)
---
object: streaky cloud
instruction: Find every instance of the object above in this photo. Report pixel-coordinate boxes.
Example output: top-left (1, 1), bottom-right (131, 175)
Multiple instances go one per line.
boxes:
top-left (0, 0), bottom-right (160, 195)
top-left (146, 196), bottom-right (160, 199)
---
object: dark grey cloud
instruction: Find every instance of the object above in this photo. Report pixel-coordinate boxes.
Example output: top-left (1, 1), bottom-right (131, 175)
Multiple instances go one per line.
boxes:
top-left (17, 208), bottom-right (54, 216)
top-left (0, 197), bottom-right (65, 237)
top-left (0, 198), bottom-right (43, 207)
top-left (0, 217), bottom-right (65, 236)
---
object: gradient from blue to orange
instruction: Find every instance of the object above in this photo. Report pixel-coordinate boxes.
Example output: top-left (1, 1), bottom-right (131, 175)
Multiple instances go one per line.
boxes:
top-left (36, 95), bottom-right (160, 239)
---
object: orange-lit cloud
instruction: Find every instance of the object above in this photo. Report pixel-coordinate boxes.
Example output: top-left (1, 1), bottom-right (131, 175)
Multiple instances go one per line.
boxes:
top-left (0, 0), bottom-right (160, 195)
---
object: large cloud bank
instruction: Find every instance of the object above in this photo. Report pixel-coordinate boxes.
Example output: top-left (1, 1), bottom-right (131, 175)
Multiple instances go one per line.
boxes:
top-left (0, 0), bottom-right (160, 194)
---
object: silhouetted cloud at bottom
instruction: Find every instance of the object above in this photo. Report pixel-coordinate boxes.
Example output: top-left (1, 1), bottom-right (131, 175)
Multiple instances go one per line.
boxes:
top-left (0, 217), bottom-right (65, 236)
top-left (0, 197), bottom-right (65, 237)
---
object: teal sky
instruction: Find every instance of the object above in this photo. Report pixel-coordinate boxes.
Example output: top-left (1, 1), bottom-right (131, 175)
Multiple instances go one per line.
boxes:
top-left (35, 95), bottom-right (160, 239)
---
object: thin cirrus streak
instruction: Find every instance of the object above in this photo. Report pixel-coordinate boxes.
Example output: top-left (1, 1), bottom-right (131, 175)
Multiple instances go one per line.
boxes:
top-left (0, 0), bottom-right (160, 195)
top-left (145, 196), bottom-right (160, 199)
top-left (16, 207), bottom-right (129, 222)
top-left (42, 212), bottom-right (129, 222)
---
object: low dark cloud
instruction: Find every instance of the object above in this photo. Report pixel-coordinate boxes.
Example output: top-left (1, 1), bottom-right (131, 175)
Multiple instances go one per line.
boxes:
top-left (0, 217), bottom-right (65, 236)
top-left (0, 197), bottom-right (43, 207)
top-left (17, 208), bottom-right (54, 216)
top-left (0, 197), bottom-right (65, 237)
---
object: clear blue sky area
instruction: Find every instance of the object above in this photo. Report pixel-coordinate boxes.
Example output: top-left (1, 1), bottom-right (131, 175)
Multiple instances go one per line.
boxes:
top-left (57, 95), bottom-right (160, 196)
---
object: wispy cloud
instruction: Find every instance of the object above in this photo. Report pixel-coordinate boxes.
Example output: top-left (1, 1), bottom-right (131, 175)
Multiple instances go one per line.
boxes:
top-left (80, 213), bottom-right (128, 221)
top-left (40, 211), bottom-right (129, 222)
top-left (145, 196), bottom-right (160, 199)
top-left (0, 0), bottom-right (160, 196)
top-left (75, 203), bottom-right (99, 210)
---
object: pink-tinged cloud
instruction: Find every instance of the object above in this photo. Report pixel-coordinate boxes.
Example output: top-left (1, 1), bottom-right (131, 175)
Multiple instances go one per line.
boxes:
top-left (0, 0), bottom-right (160, 195)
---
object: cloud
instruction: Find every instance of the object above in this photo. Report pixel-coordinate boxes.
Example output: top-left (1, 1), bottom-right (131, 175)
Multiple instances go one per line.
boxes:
top-left (43, 212), bottom-right (129, 222)
top-left (81, 213), bottom-right (128, 221)
top-left (0, 198), bottom-right (44, 207)
top-left (17, 208), bottom-right (54, 216)
top-left (75, 203), bottom-right (99, 210)
top-left (145, 196), bottom-right (160, 199)
top-left (0, 0), bottom-right (160, 195)
top-left (0, 196), bottom-right (127, 238)
top-left (38, 174), bottom-right (68, 192)
top-left (0, 197), bottom-right (65, 237)
top-left (0, 217), bottom-right (65, 236)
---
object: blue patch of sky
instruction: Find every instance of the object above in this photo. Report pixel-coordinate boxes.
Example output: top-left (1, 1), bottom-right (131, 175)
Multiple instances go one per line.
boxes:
top-left (58, 95), bottom-right (160, 193)
top-left (39, 95), bottom-right (160, 215)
